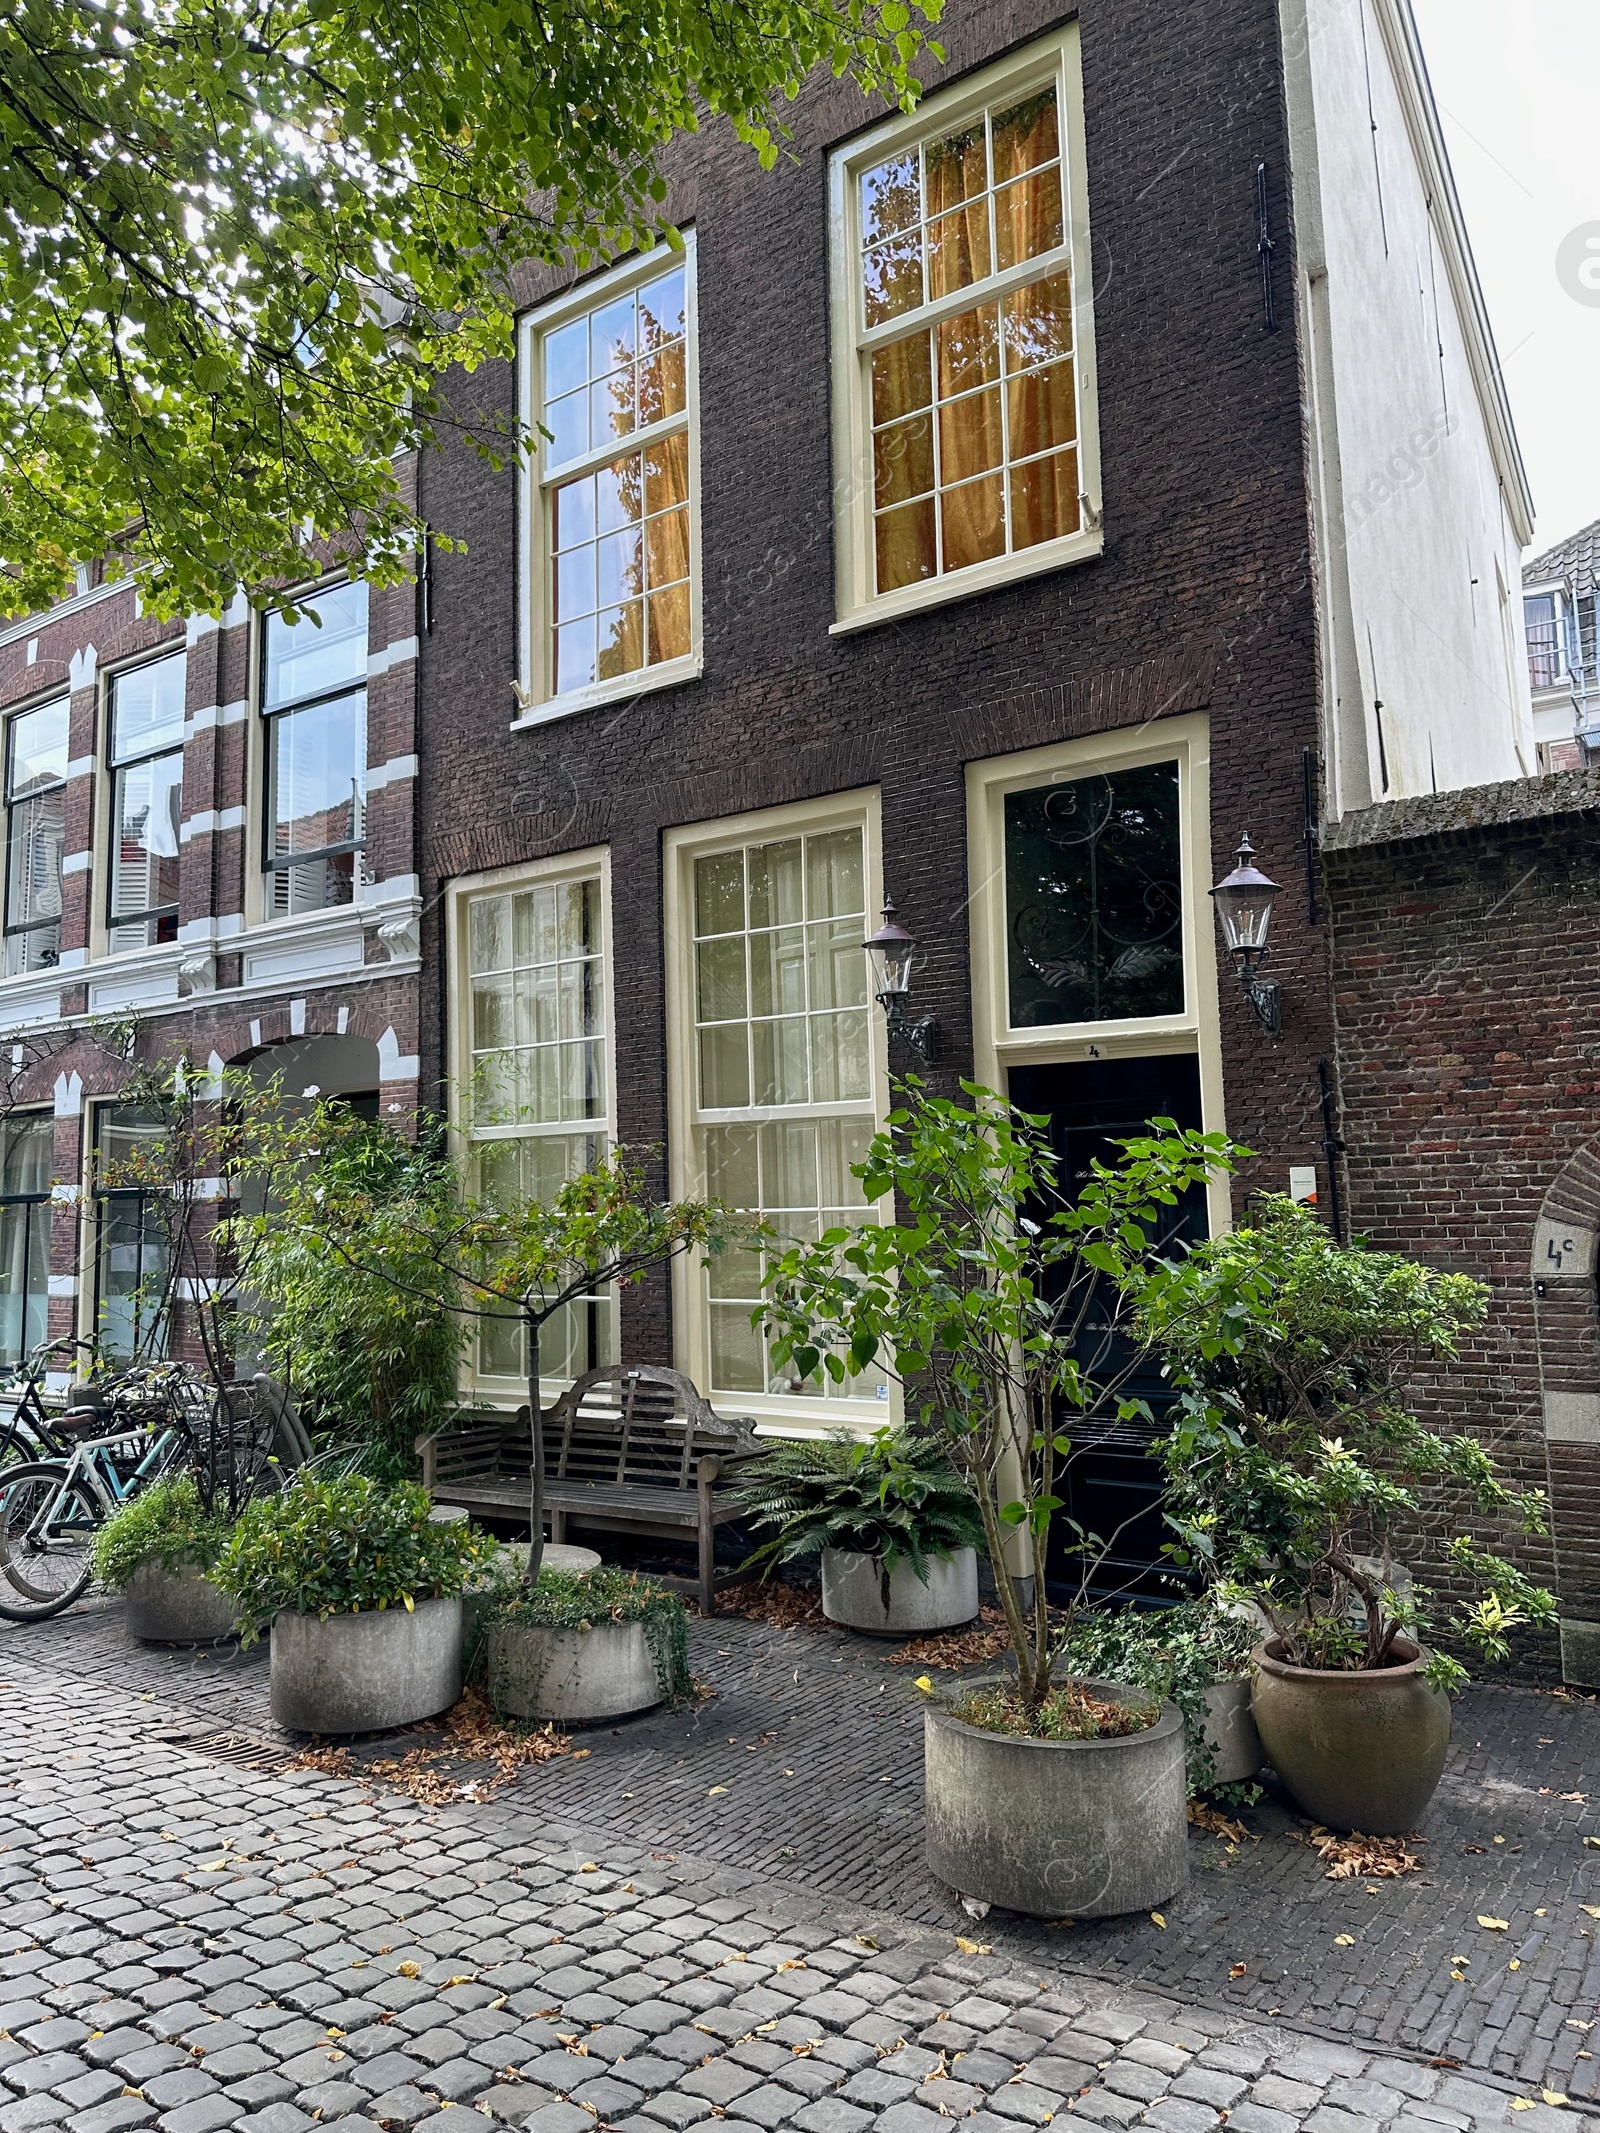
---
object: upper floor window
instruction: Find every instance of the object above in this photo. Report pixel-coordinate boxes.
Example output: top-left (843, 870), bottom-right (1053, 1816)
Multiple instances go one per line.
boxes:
top-left (261, 578), bottom-right (367, 916)
top-left (3, 698), bottom-right (69, 977)
top-left (829, 30), bottom-right (1099, 630)
top-left (1524, 592), bottom-right (1563, 692)
top-left (517, 241), bottom-right (699, 722)
top-left (458, 857), bottom-right (614, 1394)
top-left (106, 651), bottom-right (185, 953)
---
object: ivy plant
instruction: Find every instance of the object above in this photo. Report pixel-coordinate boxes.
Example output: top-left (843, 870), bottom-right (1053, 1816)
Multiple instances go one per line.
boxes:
top-left (483, 1564), bottom-right (692, 1704)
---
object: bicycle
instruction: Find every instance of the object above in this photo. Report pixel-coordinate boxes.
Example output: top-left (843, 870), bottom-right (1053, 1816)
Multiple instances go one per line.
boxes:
top-left (0, 1362), bottom-right (282, 1624)
top-left (0, 1338), bottom-right (111, 1470)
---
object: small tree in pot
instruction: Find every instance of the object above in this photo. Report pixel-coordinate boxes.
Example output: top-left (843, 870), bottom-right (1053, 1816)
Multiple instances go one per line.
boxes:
top-left (733, 1426), bottom-right (985, 1633)
top-left (758, 1079), bottom-right (1237, 1917)
top-left (1145, 1197), bottom-right (1557, 1833)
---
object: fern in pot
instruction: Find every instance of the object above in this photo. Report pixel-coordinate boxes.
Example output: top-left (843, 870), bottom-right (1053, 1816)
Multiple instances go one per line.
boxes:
top-left (734, 1426), bottom-right (984, 1635)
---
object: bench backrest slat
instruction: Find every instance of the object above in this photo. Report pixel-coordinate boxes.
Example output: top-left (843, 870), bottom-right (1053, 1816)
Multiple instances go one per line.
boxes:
top-left (537, 1365), bottom-right (757, 1491)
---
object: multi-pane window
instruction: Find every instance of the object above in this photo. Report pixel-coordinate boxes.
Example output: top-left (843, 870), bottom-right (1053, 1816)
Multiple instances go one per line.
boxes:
top-left (92, 1106), bottom-right (170, 1361)
top-left (464, 871), bottom-right (613, 1388)
top-left (0, 1116), bottom-right (52, 1368)
top-left (688, 825), bottom-right (881, 1403)
top-left (1004, 762), bottom-right (1184, 1029)
top-left (261, 579), bottom-right (367, 915)
top-left (834, 44), bottom-right (1091, 615)
top-left (1524, 593), bottom-right (1563, 691)
top-left (107, 652), bottom-right (185, 952)
top-left (3, 698), bottom-right (69, 977)
top-left (533, 249), bottom-right (695, 702)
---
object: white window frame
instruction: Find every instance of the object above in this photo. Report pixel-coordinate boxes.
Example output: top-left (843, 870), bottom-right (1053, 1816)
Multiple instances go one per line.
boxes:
top-left (1, 690), bottom-right (72, 982)
top-left (94, 645), bottom-right (187, 962)
top-left (828, 25), bottom-right (1102, 636)
top-left (447, 844), bottom-right (616, 1409)
top-left (965, 714), bottom-right (1231, 1236)
top-left (664, 789), bottom-right (897, 1435)
top-left (515, 235), bottom-right (703, 729)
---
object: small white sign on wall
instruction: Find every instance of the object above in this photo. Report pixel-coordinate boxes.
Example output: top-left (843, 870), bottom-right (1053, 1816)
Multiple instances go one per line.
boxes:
top-left (1289, 1167), bottom-right (1318, 1205)
top-left (1535, 1219), bottom-right (1596, 1279)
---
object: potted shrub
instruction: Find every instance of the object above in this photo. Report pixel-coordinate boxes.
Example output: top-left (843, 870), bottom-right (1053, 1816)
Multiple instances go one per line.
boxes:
top-left (1148, 1197), bottom-right (1558, 1834)
top-left (213, 1474), bottom-right (495, 1733)
top-left (733, 1427), bottom-right (984, 1635)
top-left (93, 1475), bottom-right (238, 1643)
top-left (761, 1080), bottom-right (1236, 1918)
top-left (482, 1564), bottom-right (691, 1723)
top-left (1057, 1599), bottom-right (1263, 1795)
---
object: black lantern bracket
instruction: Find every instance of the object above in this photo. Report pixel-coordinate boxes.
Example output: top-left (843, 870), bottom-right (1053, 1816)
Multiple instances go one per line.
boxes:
top-left (863, 897), bottom-right (938, 1064)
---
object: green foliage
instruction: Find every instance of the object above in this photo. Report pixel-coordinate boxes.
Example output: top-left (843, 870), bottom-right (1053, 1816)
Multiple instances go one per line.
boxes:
top-left (212, 1474), bottom-right (495, 1644)
top-left (486, 1564), bottom-right (692, 1702)
top-left (951, 1680), bottom-right (1158, 1742)
top-left (1054, 1599), bottom-right (1257, 1795)
top-left (731, 1427), bottom-right (983, 1594)
top-left (91, 1474), bottom-right (233, 1591)
top-left (760, 1078), bottom-right (1238, 1718)
top-left (236, 1111), bottom-right (468, 1475)
top-left (1145, 1198), bottom-right (1557, 1688)
top-left (0, 0), bottom-right (941, 620)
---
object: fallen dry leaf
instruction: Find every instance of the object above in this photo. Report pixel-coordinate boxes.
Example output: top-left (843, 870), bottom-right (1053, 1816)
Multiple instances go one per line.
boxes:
top-left (1191, 1801), bottom-right (1254, 1844)
top-left (718, 1580), bottom-right (827, 1630)
top-left (1229, 1963), bottom-right (1247, 1978)
top-left (891, 1605), bottom-right (1015, 1671)
top-left (397, 1962), bottom-right (421, 1979)
top-left (1334, 1935), bottom-right (1356, 1946)
top-left (1478, 1916), bottom-right (1510, 1931)
top-left (292, 1689), bottom-right (569, 1804)
top-left (955, 1936), bottom-right (993, 1954)
top-left (1150, 1912), bottom-right (1166, 1930)
top-left (1512, 2100), bottom-right (1536, 2112)
top-left (1300, 1830), bottom-right (1420, 1879)
top-left (1544, 2093), bottom-right (1569, 2108)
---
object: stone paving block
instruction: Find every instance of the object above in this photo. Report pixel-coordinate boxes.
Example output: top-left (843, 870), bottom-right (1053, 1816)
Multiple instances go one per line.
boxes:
top-left (50, 2076), bottom-right (121, 2117)
top-left (640, 2095), bottom-right (716, 2131)
top-left (1143, 2099), bottom-right (1224, 2133)
top-left (7, 2057), bottom-right (90, 2098)
top-left (677, 2062), bottom-right (762, 2106)
top-left (1071, 2091), bottom-right (1142, 2129)
top-left (874, 2106), bottom-right (951, 2133)
top-left (1303, 2108), bottom-right (1380, 2133)
top-left (1228, 2107), bottom-right (1297, 2133)
top-left (985, 2081), bottom-right (1063, 2125)
top-left (151, 2100), bottom-right (242, 2133)
top-left (1171, 2070), bottom-right (1247, 2109)
top-left (0, 2100), bottom-right (67, 2133)
top-left (244, 2110), bottom-right (314, 2133)
top-left (19, 2025), bottom-right (91, 2057)
top-left (525, 2107), bottom-right (610, 2133)
top-left (1252, 2076), bottom-right (1328, 2113)
top-left (785, 2104), bottom-right (872, 2133)
top-left (957, 2053), bottom-right (1033, 2092)
top-left (1026, 2057), bottom-right (1094, 2093)
top-left (839, 2071), bottom-right (915, 2108)
top-left (139, 2074), bottom-right (217, 2113)
top-left (349, 2051), bottom-right (430, 2095)
top-left (1195, 2046), bottom-right (1271, 2080)
top-left (66, 2104), bottom-right (157, 2133)
top-left (1123, 2042), bottom-right (1191, 2078)
top-left (363, 2084), bottom-right (436, 2128)
top-left (415, 2112), bottom-right (496, 2133)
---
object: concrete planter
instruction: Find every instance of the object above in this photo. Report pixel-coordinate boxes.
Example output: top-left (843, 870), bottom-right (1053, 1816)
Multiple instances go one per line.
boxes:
top-left (1198, 1677), bottom-right (1263, 1788)
top-left (924, 1678), bottom-right (1189, 1918)
top-left (1250, 1636), bottom-right (1451, 1834)
top-left (485, 1617), bottom-right (661, 1724)
top-left (124, 1558), bottom-right (237, 1644)
top-left (270, 1596), bottom-right (464, 1735)
top-left (821, 1546), bottom-right (979, 1636)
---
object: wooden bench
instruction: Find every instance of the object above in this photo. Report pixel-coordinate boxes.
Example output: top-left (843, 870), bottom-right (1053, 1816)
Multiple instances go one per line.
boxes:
top-left (416, 1364), bottom-right (760, 1613)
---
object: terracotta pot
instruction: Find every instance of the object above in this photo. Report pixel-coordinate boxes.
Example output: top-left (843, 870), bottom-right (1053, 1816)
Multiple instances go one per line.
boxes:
top-left (1250, 1636), bottom-right (1451, 1834)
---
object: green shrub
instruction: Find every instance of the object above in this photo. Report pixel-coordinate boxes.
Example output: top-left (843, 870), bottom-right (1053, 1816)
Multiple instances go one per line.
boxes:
top-left (1055, 1599), bottom-right (1258, 1795)
top-left (213, 1475), bottom-right (495, 1643)
top-left (92, 1475), bottom-right (233, 1591)
top-left (732, 1427), bottom-right (984, 1600)
top-left (485, 1564), bottom-right (692, 1702)
top-left (951, 1680), bottom-right (1157, 1742)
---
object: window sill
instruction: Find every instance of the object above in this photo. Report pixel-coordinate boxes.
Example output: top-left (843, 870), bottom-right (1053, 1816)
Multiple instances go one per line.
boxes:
top-left (510, 651), bottom-right (703, 731)
top-left (830, 525), bottom-right (1104, 637)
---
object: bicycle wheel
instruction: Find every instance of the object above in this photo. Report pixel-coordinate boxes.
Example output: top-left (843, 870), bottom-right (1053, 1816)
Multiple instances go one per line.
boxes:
top-left (0, 1463), bottom-right (99, 1622)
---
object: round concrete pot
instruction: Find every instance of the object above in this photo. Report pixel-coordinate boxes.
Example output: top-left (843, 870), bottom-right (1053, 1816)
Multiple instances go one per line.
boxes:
top-left (1250, 1636), bottom-right (1451, 1834)
top-left (924, 1678), bottom-right (1189, 1918)
top-left (821, 1546), bottom-right (979, 1636)
top-left (124, 1558), bottom-right (237, 1644)
top-left (1197, 1677), bottom-right (1263, 1789)
top-left (270, 1596), bottom-right (464, 1735)
top-left (485, 1617), bottom-right (661, 1723)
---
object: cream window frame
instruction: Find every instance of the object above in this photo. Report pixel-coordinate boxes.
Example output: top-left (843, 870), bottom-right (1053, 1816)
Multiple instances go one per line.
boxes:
top-left (0, 688), bottom-right (72, 982)
top-left (828, 25), bottom-right (1102, 636)
top-left (446, 844), bottom-right (616, 1410)
top-left (663, 789), bottom-right (898, 1436)
top-left (515, 236), bottom-right (703, 729)
top-left (965, 714), bottom-right (1231, 1235)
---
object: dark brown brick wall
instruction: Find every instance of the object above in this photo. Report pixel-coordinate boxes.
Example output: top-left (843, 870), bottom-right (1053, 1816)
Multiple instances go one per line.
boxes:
top-left (416, 0), bottom-right (1338, 1357)
top-left (1325, 808), bottom-right (1600, 1673)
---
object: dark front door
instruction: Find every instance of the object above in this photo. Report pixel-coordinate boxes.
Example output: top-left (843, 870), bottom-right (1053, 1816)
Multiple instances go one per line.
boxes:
top-left (1007, 1055), bottom-right (1209, 1605)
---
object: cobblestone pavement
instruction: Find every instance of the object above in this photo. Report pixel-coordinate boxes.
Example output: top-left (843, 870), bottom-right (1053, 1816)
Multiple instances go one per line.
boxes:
top-left (5, 1601), bottom-right (1600, 2108)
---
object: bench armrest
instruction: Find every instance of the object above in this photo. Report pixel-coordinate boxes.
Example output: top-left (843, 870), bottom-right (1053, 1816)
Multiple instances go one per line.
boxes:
top-left (415, 1432), bottom-right (440, 1489)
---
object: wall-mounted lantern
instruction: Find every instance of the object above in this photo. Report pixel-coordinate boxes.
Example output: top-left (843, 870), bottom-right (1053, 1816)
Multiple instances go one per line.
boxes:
top-left (1209, 835), bottom-right (1282, 1035)
top-left (863, 897), bottom-right (937, 1063)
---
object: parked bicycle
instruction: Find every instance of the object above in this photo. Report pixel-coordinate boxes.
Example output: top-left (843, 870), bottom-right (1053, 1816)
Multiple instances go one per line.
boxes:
top-left (0, 1338), bottom-right (111, 1469)
top-left (0, 1362), bottom-right (290, 1624)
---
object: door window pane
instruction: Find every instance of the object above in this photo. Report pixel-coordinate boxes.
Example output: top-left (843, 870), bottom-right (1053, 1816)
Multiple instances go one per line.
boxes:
top-left (94, 1108), bottom-right (170, 1362)
top-left (1004, 761), bottom-right (1185, 1028)
top-left (0, 1115), bottom-right (52, 1370)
